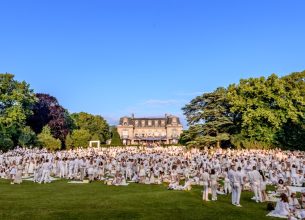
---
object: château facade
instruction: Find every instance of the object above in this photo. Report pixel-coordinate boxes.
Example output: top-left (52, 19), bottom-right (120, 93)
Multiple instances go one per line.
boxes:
top-left (117, 114), bottom-right (183, 145)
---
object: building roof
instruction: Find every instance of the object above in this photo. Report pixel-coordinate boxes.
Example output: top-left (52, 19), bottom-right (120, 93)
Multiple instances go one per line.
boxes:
top-left (118, 115), bottom-right (182, 127)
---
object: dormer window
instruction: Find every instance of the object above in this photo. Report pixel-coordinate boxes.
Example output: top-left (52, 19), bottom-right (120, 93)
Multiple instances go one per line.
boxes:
top-left (172, 117), bottom-right (177, 124)
top-left (123, 117), bottom-right (128, 126)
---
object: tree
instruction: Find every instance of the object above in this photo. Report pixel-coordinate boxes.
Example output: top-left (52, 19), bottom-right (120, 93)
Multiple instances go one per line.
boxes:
top-left (275, 71), bottom-right (305, 150)
top-left (37, 126), bottom-right (61, 150)
top-left (275, 119), bottom-right (305, 150)
top-left (227, 73), bottom-right (305, 148)
top-left (71, 112), bottom-right (110, 144)
top-left (0, 131), bottom-right (14, 151)
top-left (70, 129), bottom-right (91, 148)
top-left (27, 93), bottom-right (74, 147)
top-left (183, 70), bottom-right (305, 149)
top-left (48, 107), bottom-right (74, 144)
top-left (182, 87), bottom-right (232, 148)
top-left (18, 126), bottom-right (37, 147)
top-left (0, 73), bottom-right (36, 148)
top-left (65, 133), bottom-right (73, 149)
top-left (111, 127), bottom-right (122, 145)
top-left (179, 130), bottom-right (192, 145)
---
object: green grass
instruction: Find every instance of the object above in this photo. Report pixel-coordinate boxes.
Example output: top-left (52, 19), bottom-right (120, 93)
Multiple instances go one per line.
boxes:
top-left (0, 180), bottom-right (276, 220)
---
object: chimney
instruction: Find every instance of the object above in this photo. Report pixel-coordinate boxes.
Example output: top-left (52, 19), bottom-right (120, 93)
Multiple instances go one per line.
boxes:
top-left (132, 113), bottom-right (134, 119)
top-left (165, 113), bottom-right (168, 118)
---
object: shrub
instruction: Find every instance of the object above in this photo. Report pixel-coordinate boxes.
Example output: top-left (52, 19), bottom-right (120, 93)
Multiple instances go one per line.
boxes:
top-left (37, 126), bottom-right (61, 150)
top-left (70, 129), bottom-right (91, 148)
top-left (18, 126), bottom-right (37, 147)
top-left (111, 127), bottom-right (122, 145)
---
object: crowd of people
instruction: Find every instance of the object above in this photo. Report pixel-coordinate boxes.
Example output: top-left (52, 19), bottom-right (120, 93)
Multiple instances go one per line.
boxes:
top-left (1, 146), bottom-right (305, 218)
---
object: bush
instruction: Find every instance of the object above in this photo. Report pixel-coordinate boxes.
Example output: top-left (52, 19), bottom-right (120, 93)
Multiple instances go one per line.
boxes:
top-left (37, 126), bottom-right (61, 150)
top-left (0, 135), bottom-right (14, 151)
top-left (18, 126), bottom-right (37, 147)
top-left (70, 129), bottom-right (91, 148)
top-left (65, 133), bottom-right (73, 149)
top-left (111, 128), bottom-right (122, 145)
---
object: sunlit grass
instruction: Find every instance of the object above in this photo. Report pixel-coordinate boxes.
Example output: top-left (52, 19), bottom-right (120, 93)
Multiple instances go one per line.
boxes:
top-left (0, 180), bottom-right (276, 220)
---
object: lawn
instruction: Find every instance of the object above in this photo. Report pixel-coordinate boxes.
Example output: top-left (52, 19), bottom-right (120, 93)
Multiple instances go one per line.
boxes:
top-left (0, 180), bottom-right (276, 220)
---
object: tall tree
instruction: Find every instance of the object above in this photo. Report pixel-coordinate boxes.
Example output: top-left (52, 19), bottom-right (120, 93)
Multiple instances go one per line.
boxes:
top-left (71, 112), bottom-right (110, 144)
top-left (182, 87), bottom-right (232, 148)
top-left (27, 93), bottom-right (74, 146)
top-left (110, 127), bottom-right (123, 145)
top-left (183, 71), bottom-right (305, 149)
top-left (275, 71), bottom-right (305, 149)
top-left (0, 73), bottom-right (36, 149)
top-left (227, 73), bottom-right (305, 148)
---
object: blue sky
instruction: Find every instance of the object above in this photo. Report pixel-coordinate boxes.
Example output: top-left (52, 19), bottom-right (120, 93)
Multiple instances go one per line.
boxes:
top-left (1, 0), bottom-right (305, 127)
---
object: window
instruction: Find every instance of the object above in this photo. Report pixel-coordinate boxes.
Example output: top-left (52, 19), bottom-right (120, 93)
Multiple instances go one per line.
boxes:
top-left (148, 120), bottom-right (152, 126)
top-left (135, 120), bottom-right (139, 126)
top-left (161, 120), bottom-right (165, 126)
top-left (123, 118), bottom-right (128, 126)
top-left (155, 120), bottom-right (159, 126)
top-left (172, 117), bottom-right (177, 124)
top-left (122, 130), bottom-right (128, 139)
top-left (141, 120), bottom-right (145, 126)
top-left (172, 129), bottom-right (177, 138)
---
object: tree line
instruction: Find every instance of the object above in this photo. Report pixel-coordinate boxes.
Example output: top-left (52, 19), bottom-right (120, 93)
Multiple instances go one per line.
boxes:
top-left (181, 71), bottom-right (305, 150)
top-left (0, 73), bottom-right (112, 151)
top-left (2, 71), bottom-right (305, 151)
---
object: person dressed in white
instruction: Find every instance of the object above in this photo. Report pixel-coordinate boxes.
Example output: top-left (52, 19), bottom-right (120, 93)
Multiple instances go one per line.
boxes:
top-left (33, 160), bottom-right (41, 183)
top-left (168, 166), bottom-right (179, 189)
top-left (79, 158), bottom-right (86, 181)
top-left (9, 162), bottom-right (17, 184)
top-left (223, 168), bottom-right (231, 195)
top-left (249, 166), bottom-right (263, 203)
top-left (28, 159), bottom-right (34, 176)
top-left (233, 167), bottom-right (243, 207)
top-left (210, 169), bottom-right (218, 201)
top-left (14, 161), bottom-right (23, 184)
top-left (228, 164), bottom-right (237, 206)
top-left (68, 159), bottom-right (74, 179)
top-left (202, 169), bottom-right (210, 201)
top-left (87, 160), bottom-right (95, 182)
top-left (259, 170), bottom-right (268, 202)
top-left (139, 163), bottom-right (145, 184)
top-left (288, 192), bottom-right (301, 212)
top-left (291, 164), bottom-right (299, 186)
top-left (58, 158), bottom-right (65, 179)
top-left (271, 193), bottom-right (291, 217)
top-left (39, 159), bottom-right (51, 184)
